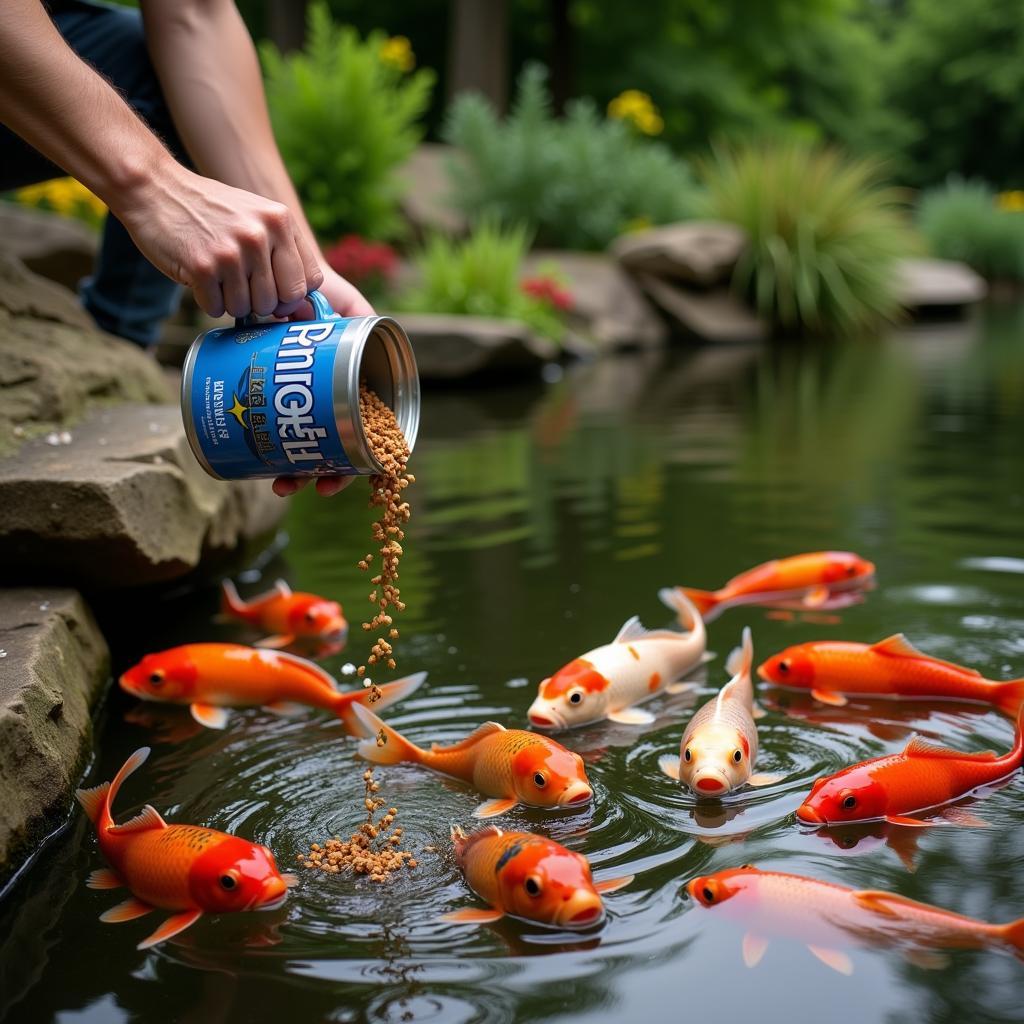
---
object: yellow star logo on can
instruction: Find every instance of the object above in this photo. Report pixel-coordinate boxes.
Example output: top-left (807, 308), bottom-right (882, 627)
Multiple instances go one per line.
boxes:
top-left (228, 394), bottom-right (249, 427)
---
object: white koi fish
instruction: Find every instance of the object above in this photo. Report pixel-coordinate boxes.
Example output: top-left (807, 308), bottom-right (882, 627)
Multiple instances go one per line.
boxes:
top-left (660, 627), bottom-right (783, 795)
top-left (527, 589), bottom-right (708, 730)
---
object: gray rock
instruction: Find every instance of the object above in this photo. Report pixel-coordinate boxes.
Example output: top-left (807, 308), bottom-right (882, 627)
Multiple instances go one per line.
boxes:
top-left (523, 250), bottom-right (667, 352)
top-left (0, 254), bottom-right (170, 456)
top-left (397, 312), bottom-right (558, 379)
top-left (0, 588), bottom-right (108, 888)
top-left (397, 143), bottom-right (468, 240)
top-left (895, 258), bottom-right (987, 308)
top-left (0, 403), bottom-right (285, 588)
top-left (636, 274), bottom-right (767, 344)
top-left (0, 202), bottom-right (97, 293)
top-left (612, 221), bottom-right (747, 288)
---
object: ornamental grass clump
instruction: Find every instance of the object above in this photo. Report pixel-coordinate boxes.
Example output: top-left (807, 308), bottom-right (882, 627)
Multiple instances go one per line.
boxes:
top-left (917, 180), bottom-right (1024, 282)
top-left (702, 141), bottom-right (918, 336)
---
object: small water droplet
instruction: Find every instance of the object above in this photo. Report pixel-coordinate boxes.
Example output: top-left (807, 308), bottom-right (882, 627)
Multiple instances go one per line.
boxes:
top-left (58, 431), bottom-right (72, 444)
top-left (341, 662), bottom-right (356, 676)
top-left (506, 677), bottom-right (529, 689)
top-left (44, 432), bottom-right (61, 446)
top-left (541, 362), bottom-right (564, 383)
top-left (447, 646), bottom-right (458, 655)
top-left (0, 649), bottom-right (7, 659)
top-left (153, 455), bottom-right (164, 465)
top-left (38, 602), bottom-right (50, 612)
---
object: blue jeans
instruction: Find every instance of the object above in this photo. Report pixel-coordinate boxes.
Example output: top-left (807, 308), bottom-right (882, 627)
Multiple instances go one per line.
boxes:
top-left (0, 0), bottom-right (184, 346)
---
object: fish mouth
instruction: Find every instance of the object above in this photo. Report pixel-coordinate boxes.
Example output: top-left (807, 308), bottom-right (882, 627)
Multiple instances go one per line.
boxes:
top-left (558, 894), bottom-right (606, 930)
top-left (690, 769), bottom-right (730, 796)
top-left (252, 876), bottom-right (289, 911)
top-left (796, 804), bottom-right (825, 824)
top-left (756, 665), bottom-right (771, 682)
top-left (560, 782), bottom-right (593, 807)
top-left (528, 704), bottom-right (564, 730)
top-left (319, 619), bottom-right (349, 639)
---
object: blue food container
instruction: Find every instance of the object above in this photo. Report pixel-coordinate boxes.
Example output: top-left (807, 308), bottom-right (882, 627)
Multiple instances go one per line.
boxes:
top-left (181, 291), bottom-right (419, 480)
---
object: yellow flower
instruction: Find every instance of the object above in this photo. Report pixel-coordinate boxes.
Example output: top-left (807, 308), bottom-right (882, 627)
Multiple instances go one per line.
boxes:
top-left (379, 35), bottom-right (415, 73)
top-left (621, 216), bottom-right (653, 234)
top-left (15, 177), bottom-right (106, 223)
top-left (996, 190), bottom-right (1024, 213)
top-left (607, 89), bottom-right (664, 136)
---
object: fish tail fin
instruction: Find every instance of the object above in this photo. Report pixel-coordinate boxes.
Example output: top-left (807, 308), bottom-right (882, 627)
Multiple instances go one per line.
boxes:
top-left (1001, 917), bottom-right (1024, 954)
top-left (75, 747), bottom-right (150, 826)
top-left (1010, 703), bottom-right (1024, 767)
top-left (669, 587), bottom-right (719, 620)
top-left (995, 679), bottom-right (1024, 719)
top-left (657, 587), bottom-right (705, 636)
top-left (220, 579), bottom-right (250, 620)
top-left (350, 704), bottom-right (423, 766)
top-left (335, 671), bottom-right (427, 733)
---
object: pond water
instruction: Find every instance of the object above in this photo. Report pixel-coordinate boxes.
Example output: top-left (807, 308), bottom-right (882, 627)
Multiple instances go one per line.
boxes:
top-left (4, 307), bottom-right (1024, 1024)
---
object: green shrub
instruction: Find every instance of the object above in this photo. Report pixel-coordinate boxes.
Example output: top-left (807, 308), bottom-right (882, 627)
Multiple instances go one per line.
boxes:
top-left (702, 141), bottom-right (916, 335)
top-left (917, 181), bottom-right (1024, 281)
top-left (262, 3), bottom-right (434, 240)
top-left (396, 221), bottom-right (568, 342)
top-left (443, 64), bottom-right (700, 251)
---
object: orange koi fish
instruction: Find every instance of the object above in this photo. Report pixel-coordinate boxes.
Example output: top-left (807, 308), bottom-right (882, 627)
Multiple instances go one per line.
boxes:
top-left (663, 551), bottom-right (875, 623)
top-left (528, 590), bottom-right (707, 730)
top-left (660, 628), bottom-right (783, 795)
top-left (688, 865), bottom-right (1024, 974)
top-left (220, 578), bottom-right (347, 649)
top-left (441, 825), bottom-right (632, 929)
top-left (759, 633), bottom-right (1024, 715)
top-left (796, 705), bottom-right (1024, 827)
top-left (351, 704), bottom-right (593, 818)
top-left (120, 643), bottom-right (424, 732)
top-left (76, 747), bottom-right (297, 949)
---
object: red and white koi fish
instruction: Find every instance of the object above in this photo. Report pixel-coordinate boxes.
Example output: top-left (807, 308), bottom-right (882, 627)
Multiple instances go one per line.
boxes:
top-left (220, 578), bottom-right (347, 649)
top-left (688, 865), bottom-right (1024, 974)
top-left (527, 590), bottom-right (707, 730)
top-left (759, 634), bottom-right (1024, 715)
top-left (351, 704), bottom-right (593, 818)
top-left (660, 628), bottom-right (783, 795)
top-left (120, 643), bottom-right (424, 732)
top-left (442, 825), bottom-right (632, 929)
top-left (662, 551), bottom-right (875, 623)
top-left (796, 705), bottom-right (1024, 827)
top-left (76, 747), bottom-right (297, 950)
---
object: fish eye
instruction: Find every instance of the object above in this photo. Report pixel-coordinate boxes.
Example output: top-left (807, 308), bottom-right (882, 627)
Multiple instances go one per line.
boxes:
top-left (733, 750), bottom-right (743, 763)
top-left (846, 565), bottom-right (857, 576)
top-left (777, 660), bottom-right (789, 674)
top-left (219, 874), bottom-right (237, 890)
top-left (683, 748), bottom-right (692, 762)
top-left (840, 835), bottom-right (856, 849)
top-left (702, 886), bottom-right (715, 903)
top-left (568, 690), bottom-right (583, 705)
top-left (842, 794), bottom-right (857, 810)
top-left (533, 772), bottom-right (547, 788)
top-left (305, 610), bottom-right (317, 622)
top-left (148, 671), bottom-right (164, 686)
top-left (524, 876), bottom-right (542, 897)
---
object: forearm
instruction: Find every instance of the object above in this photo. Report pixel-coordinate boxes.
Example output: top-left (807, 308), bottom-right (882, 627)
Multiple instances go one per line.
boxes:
top-left (0, 0), bottom-right (177, 217)
top-left (140, 0), bottom-right (319, 253)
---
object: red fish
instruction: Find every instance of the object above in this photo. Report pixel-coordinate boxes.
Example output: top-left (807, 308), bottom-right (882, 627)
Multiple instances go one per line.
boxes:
top-left (441, 825), bottom-right (632, 929)
top-left (351, 704), bottom-right (593, 818)
top-left (688, 865), bottom-right (1024, 973)
top-left (76, 747), bottom-right (297, 949)
top-left (663, 551), bottom-right (875, 623)
top-left (796, 705), bottom-right (1024, 826)
top-left (759, 633), bottom-right (1024, 715)
top-left (120, 643), bottom-right (424, 732)
top-left (220, 578), bottom-right (347, 649)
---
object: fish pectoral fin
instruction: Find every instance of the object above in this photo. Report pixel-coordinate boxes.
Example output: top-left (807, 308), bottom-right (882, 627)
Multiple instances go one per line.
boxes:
top-left (802, 586), bottom-right (831, 609)
top-left (806, 944), bottom-right (854, 975)
top-left (190, 703), bottom-right (230, 730)
top-left (885, 832), bottom-right (921, 873)
top-left (902, 948), bottom-right (950, 971)
top-left (137, 909), bottom-right (203, 950)
top-left (742, 932), bottom-right (769, 968)
top-left (108, 804), bottom-right (167, 835)
top-left (440, 907), bottom-right (505, 926)
top-left (263, 701), bottom-right (307, 717)
top-left (254, 634), bottom-right (297, 650)
top-left (594, 874), bottom-right (633, 894)
top-left (937, 805), bottom-right (990, 828)
top-left (100, 897), bottom-right (154, 923)
top-left (605, 707), bottom-right (655, 726)
top-left (473, 797), bottom-right (518, 820)
top-left (658, 754), bottom-right (681, 781)
top-left (884, 815), bottom-right (934, 828)
top-left (725, 646), bottom-right (744, 677)
top-left (747, 772), bottom-right (785, 787)
top-left (811, 688), bottom-right (848, 707)
top-left (665, 681), bottom-right (695, 695)
top-left (700, 651), bottom-right (717, 664)
top-left (86, 868), bottom-right (124, 890)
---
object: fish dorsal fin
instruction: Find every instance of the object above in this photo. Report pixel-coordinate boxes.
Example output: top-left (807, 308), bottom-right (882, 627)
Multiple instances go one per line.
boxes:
top-left (263, 649), bottom-right (339, 692)
top-left (613, 616), bottom-right (680, 644)
top-left (870, 634), bottom-right (981, 675)
top-left (463, 824), bottom-right (504, 847)
top-left (727, 627), bottom-right (754, 682)
top-left (274, 579), bottom-right (293, 597)
top-left (432, 722), bottom-right (506, 753)
top-left (853, 890), bottom-right (925, 917)
top-left (903, 736), bottom-right (996, 761)
top-left (109, 804), bottom-right (167, 835)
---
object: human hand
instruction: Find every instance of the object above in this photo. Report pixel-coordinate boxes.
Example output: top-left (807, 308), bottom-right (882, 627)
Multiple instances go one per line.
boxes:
top-left (116, 164), bottom-right (323, 319)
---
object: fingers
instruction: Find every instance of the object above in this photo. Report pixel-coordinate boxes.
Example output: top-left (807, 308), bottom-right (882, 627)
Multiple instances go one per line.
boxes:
top-left (272, 476), bottom-right (355, 498)
top-left (272, 477), bottom-right (310, 497)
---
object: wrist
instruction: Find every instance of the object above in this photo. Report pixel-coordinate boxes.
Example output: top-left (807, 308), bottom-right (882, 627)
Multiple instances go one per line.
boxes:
top-left (100, 141), bottom-right (182, 223)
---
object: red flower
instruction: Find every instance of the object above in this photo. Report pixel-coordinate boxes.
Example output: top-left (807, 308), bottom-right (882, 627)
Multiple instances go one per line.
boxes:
top-left (521, 275), bottom-right (574, 311)
top-left (324, 235), bottom-right (398, 287)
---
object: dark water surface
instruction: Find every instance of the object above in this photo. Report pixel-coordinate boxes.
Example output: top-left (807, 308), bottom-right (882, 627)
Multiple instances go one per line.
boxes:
top-left (4, 308), bottom-right (1024, 1024)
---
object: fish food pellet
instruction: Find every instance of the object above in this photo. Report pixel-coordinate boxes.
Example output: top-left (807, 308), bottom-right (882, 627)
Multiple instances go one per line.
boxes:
top-left (356, 383), bottom-right (413, 702)
top-left (299, 766), bottom-right (415, 883)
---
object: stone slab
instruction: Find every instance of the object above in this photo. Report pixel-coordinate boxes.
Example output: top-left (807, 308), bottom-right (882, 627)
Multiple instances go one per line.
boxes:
top-left (895, 258), bottom-right (988, 308)
top-left (612, 221), bottom-right (747, 289)
top-left (636, 274), bottom-right (767, 344)
top-left (397, 143), bottom-right (468, 240)
top-left (0, 203), bottom-right (98, 293)
top-left (0, 588), bottom-right (108, 888)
